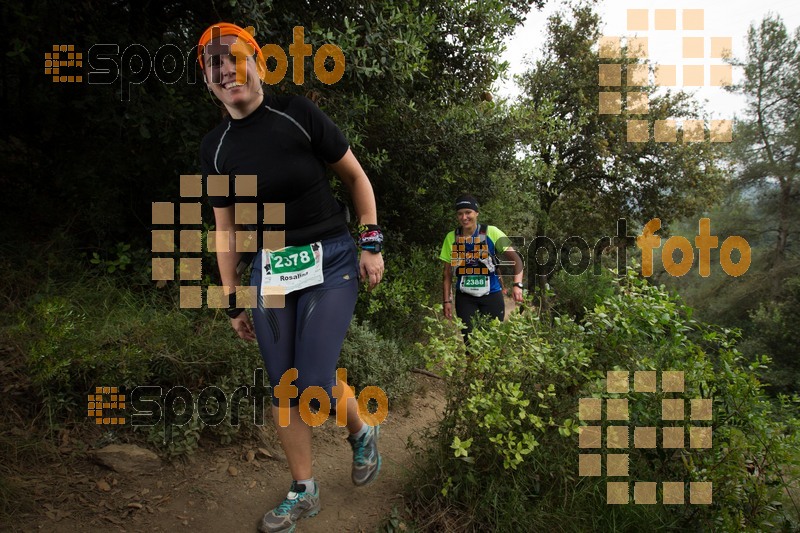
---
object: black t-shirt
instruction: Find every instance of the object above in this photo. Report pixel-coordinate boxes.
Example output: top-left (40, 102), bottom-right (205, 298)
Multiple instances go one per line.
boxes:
top-left (201, 95), bottom-right (350, 245)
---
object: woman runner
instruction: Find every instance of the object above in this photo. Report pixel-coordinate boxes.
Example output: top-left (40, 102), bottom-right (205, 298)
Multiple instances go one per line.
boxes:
top-left (197, 23), bottom-right (384, 533)
top-left (440, 194), bottom-right (524, 341)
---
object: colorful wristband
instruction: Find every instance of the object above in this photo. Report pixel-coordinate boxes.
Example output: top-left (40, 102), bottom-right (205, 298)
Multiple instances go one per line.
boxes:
top-left (358, 224), bottom-right (384, 253)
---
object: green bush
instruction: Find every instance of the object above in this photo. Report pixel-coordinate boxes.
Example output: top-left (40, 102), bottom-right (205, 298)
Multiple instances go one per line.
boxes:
top-left (6, 259), bottom-right (426, 458)
top-left (550, 267), bottom-right (617, 320)
top-left (355, 245), bottom-right (439, 350)
top-left (6, 275), bottom-right (263, 456)
top-left (744, 275), bottom-right (800, 394)
top-left (339, 321), bottom-right (416, 407)
top-left (412, 269), bottom-right (800, 531)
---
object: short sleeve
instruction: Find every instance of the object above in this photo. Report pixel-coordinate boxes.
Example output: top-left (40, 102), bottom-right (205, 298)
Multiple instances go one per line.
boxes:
top-left (201, 133), bottom-right (234, 208)
top-left (487, 226), bottom-right (511, 253)
top-left (292, 97), bottom-right (349, 164)
top-left (439, 231), bottom-right (456, 263)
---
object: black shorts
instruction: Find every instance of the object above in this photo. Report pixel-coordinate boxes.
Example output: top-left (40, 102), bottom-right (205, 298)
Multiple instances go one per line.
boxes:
top-left (454, 290), bottom-right (505, 340)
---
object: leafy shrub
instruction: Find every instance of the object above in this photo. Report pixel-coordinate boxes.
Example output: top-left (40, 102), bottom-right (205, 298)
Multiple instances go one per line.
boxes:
top-left (355, 245), bottom-right (439, 350)
top-left (339, 321), bottom-right (416, 407)
top-left (89, 242), bottom-right (141, 274)
top-left (412, 269), bottom-right (800, 531)
top-left (743, 275), bottom-right (800, 394)
top-left (6, 275), bottom-right (263, 456)
top-left (584, 273), bottom-right (800, 531)
top-left (550, 267), bottom-right (617, 320)
top-left (7, 261), bottom-right (428, 458)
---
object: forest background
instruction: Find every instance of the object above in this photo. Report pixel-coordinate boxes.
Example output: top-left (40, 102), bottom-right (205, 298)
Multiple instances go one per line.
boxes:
top-left (1, 0), bottom-right (798, 530)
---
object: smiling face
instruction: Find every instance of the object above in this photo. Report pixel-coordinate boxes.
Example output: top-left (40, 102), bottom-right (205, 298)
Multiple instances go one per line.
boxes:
top-left (456, 208), bottom-right (479, 233)
top-left (203, 34), bottom-right (263, 118)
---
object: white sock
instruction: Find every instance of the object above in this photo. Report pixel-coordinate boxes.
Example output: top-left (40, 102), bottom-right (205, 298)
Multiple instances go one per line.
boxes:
top-left (350, 423), bottom-right (368, 439)
top-left (295, 477), bottom-right (315, 494)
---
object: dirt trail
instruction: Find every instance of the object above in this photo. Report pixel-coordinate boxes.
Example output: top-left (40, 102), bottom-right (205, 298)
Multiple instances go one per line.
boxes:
top-left (9, 296), bottom-right (520, 533)
top-left (8, 374), bottom-right (444, 533)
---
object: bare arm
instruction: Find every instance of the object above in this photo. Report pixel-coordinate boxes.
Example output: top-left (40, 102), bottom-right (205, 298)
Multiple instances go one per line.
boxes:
top-left (501, 248), bottom-right (525, 303)
top-left (329, 148), bottom-right (377, 225)
top-left (212, 206), bottom-right (242, 292)
top-left (328, 148), bottom-right (383, 290)
top-left (212, 205), bottom-right (256, 340)
top-left (443, 261), bottom-right (453, 319)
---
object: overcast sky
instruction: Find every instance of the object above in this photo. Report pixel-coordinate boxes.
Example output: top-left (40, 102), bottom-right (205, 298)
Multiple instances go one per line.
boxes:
top-left (497, 0), bottom-right (800, 119)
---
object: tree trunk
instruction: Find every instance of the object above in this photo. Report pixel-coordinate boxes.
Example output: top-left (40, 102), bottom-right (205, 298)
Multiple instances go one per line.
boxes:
top-left (534, 217), bottom-right (549, 311)
top-left (771, 178), bottom-right (793, 294)
top-left (533, 193), bottom-right (557, 312)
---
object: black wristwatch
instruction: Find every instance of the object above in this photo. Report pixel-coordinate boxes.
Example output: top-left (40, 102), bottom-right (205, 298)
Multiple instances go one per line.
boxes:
top-left (362, 242), bottom-right (382, 253)
top-left (512, 282), bottom-right (524, 289)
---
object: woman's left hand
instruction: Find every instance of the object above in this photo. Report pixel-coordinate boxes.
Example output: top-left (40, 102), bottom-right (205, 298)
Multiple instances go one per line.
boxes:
top-left (512, 285), bottom-right (524, 303)
top-left (360, 251), bottom-right (384, 290)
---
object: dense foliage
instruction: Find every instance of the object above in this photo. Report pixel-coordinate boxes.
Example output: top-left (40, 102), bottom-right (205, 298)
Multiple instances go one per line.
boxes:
top-left (728, 14), bottom-right (799, 271)
top-left (0, 0), bottom-right (542, 253)
top-left (512, 3), bottom-right (724, 303)
top-left (415, 271), bottom-right (799, 531)
top-left (656, 14), bottom-right (800, 394)
top-left (2, 1), bottom-right (798, 528)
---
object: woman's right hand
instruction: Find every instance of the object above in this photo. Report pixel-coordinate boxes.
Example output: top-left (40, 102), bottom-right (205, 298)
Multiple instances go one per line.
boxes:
top-left (443, 302), bottom-right (453, 320)
top-left (230, 312), bottom-right (256, 341)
